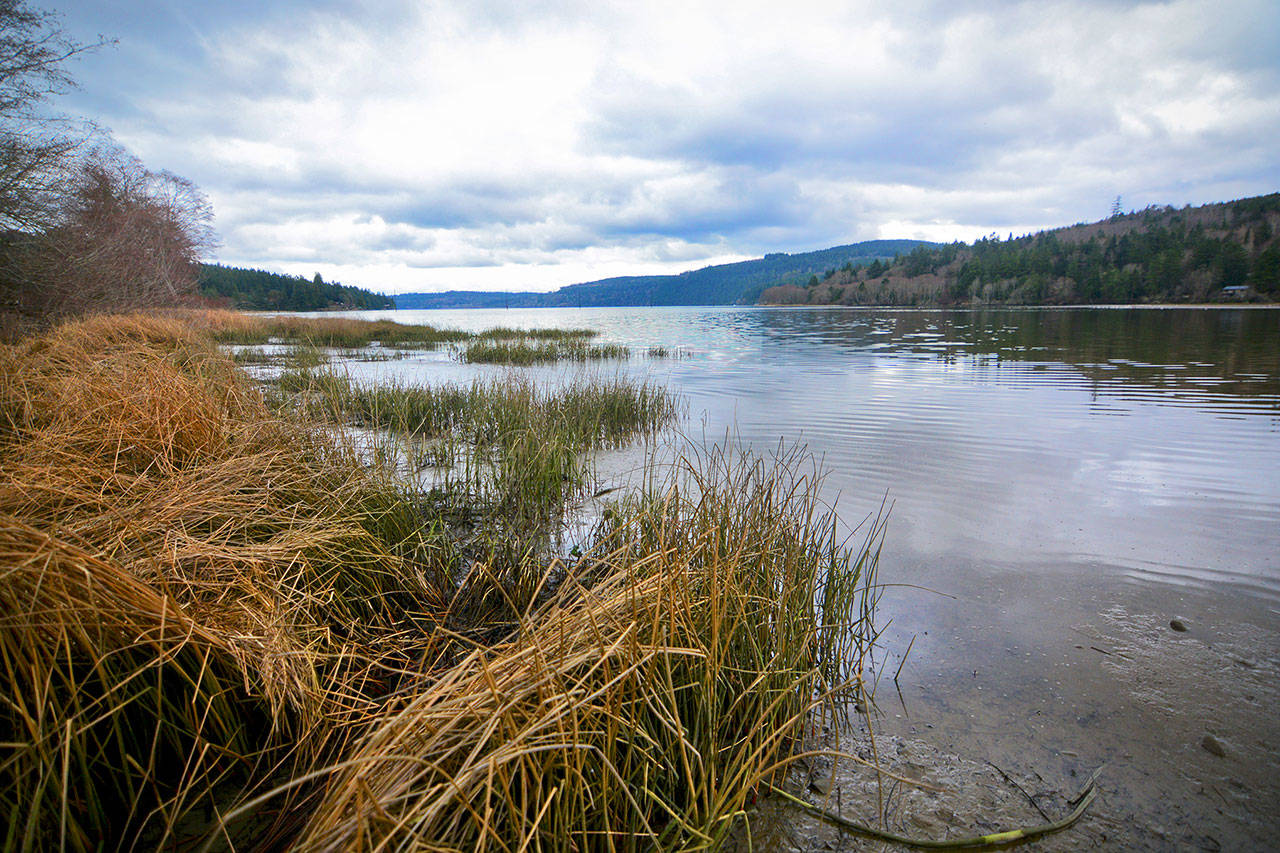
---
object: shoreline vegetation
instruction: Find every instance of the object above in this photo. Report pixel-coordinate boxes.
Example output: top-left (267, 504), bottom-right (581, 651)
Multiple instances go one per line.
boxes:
top-left (190, 308), bottom-right (675, 365)
top-left (0, 310), bottom-right (882, 850)
top-left (198, 264), bottom-right (395, 312)
top-left (759, 193), bottom-right (1280, 308)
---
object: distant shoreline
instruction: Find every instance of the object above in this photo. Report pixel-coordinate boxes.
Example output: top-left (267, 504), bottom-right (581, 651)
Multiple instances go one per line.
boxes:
top-left (753, 300), bottom-right (1280, 309)
top-left (315, 301), bottom-right (1280, 313)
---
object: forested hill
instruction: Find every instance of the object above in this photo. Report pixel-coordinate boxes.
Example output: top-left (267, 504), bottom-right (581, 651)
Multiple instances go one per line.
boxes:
top-left (760, 193), bottom-right (1280, 306)
top-left (394, 239), bottom-right (932, 309)
top-left (199, 264), bottom-right (394, 311)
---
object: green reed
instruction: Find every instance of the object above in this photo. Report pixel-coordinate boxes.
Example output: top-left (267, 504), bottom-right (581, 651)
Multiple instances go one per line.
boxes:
top-left (458, 339), bottom-right (631, 364)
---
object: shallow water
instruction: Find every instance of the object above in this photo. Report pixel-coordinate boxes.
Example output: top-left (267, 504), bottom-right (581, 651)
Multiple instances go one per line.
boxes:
top-left (324, 305), bottom-right (1280, 849)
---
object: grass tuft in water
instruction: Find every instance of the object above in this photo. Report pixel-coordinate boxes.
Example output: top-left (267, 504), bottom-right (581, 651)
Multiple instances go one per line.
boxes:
top-left (458, 339), bottom-right (631, 364)
top-left (279, 367), bottom-right (676, 524)
top-left (472, 325), bottom-right (597, 341)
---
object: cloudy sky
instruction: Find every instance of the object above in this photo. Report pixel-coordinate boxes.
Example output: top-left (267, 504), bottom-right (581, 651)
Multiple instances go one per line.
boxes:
top-left (50, 0), bottom-right (1280, 294)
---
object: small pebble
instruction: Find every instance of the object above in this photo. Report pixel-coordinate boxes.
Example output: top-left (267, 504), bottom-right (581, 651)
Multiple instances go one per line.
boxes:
top-left (808, 774), bottom-right (833, 795)
top-left (1170, 618), bottom-right (1189, 632)
top-left (1201, 734), bottom-right (1226, 757)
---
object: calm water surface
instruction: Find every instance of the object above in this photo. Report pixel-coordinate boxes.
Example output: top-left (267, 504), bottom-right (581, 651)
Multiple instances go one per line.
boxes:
top-left (335, 305), bottom-right (1279, 849)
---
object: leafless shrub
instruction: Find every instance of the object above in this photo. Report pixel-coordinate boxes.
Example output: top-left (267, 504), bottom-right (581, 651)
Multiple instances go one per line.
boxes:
top-left (4, 144), bottom-right (215, 317)
top-left (0, 3), bottom-right (211, 323)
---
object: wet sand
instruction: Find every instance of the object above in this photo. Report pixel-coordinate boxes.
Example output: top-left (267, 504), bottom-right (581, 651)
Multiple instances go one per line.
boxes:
top-left (731, 556), bottom-right (1279, 851)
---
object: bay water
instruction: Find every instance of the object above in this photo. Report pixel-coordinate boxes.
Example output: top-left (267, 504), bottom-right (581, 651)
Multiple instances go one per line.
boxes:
top-left (333, 305), bottom-right (1279, 849)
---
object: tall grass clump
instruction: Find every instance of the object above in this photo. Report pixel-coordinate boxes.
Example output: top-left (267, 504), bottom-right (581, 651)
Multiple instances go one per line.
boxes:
top-left (280, 368), bottom-right (677, 522)
top-left (296, 442), bottom-right (882, 851)
top-left (0, 313), bottom-right (449, 849)
top-left (459, 339), bottom-right (630, 364)
top-left (475, 326), bottom-right (597, 341)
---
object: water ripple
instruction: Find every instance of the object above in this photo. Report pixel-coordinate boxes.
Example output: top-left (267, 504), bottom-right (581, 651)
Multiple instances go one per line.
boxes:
top-left (336, 305), bottom-right (1280, 602)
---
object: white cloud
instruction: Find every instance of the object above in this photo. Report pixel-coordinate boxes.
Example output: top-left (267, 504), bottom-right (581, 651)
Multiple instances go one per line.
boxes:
top-left (58, 0), bottom-right (1280, 293)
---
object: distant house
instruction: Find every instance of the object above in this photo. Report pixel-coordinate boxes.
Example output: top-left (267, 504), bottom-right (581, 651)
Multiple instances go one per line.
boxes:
top-left (1221, 285), bottom-right (1250, 300)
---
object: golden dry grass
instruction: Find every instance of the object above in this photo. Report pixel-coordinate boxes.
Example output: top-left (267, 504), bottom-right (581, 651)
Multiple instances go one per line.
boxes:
top-left (1, 313), bottom-right (446, 848)
top-left (1, 312), bottom-right (879, 851)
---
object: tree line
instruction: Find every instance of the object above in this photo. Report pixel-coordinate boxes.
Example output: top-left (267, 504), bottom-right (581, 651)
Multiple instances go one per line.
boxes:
top-left (760, 194), bottom-right (1280, 306)
top-left (199, 264), bottom-right (394, 311)
top-left (395, 239), bottom-right (934, 309)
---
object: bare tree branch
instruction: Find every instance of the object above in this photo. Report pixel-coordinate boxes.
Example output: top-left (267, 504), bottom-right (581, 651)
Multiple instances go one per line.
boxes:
top-left (0, 0), bottom-right (112, 232)
top-left (9, 143), bottom-right (216, 317)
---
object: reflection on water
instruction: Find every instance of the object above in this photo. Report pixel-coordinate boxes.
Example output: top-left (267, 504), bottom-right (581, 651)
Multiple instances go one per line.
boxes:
top-left (341, 305), bottom-right (1280, 599)
top-left (748, 307), bottom-right (1280, 411)
top-left (331, 305), bottom-right (1279, 847)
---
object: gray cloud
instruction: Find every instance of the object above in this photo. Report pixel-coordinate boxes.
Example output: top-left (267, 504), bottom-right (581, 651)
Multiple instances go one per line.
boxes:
top-left (41, 0), bottom-right (1280, 293)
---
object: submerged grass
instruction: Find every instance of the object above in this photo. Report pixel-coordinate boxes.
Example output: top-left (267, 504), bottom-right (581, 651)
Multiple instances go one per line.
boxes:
top-left (1, 311), bottom-right (881, 851)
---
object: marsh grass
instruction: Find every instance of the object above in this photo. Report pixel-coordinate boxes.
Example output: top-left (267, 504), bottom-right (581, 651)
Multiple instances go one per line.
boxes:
top-left (286, 343), bottom-right (329, 369)
top-left (230, 345), bottom-right (278, 364)
top-left (213, 313), bottom-right (471, 349)
top-left (178, 308), bottom-right (595, 348)
top-left (298, 441), bottom-right (881, 851)
top-left (179, 309), bottom-right (624, 365)
top-left (2, 311), bottom-right (882, 851)
top-left (234, 343), bottom-right (368, 369)
top-left (458, 338), bottom-right (632, 364)
top-left (338, 347), bottom-right (412, 362)
top-left (0, 313), bottom-right (449, 849)
top-left (162, 307), bottom-right (467, 348)
top-left (472, 326), bottom-right (597, 341)
top-left (278, 366), bottom-right (676, 525)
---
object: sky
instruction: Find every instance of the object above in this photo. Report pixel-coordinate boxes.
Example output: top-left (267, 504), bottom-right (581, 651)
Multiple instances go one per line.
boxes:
top-left (48, 0), bottom-right (1280, 295)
